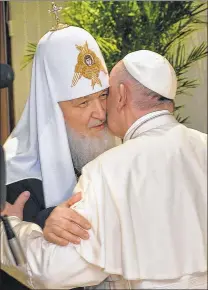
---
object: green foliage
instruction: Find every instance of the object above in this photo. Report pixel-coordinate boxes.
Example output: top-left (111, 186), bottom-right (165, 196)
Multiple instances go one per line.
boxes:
top-left (62, 1), bottom-right (207, 95)
top-left (168, 42), bottom-right (207, 96)
top-left (22, 1), bottom-right (208, 123)
top-left (21, 42), bottom-right (37, 70)
top-left (174, 105), bottom-right (190, 124)
top-left (62, 1), bottom-right (207, 123)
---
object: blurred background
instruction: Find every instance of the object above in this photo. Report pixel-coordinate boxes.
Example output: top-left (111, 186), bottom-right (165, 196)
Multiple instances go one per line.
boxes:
top-left (1, 0), bottom-right (207, 144)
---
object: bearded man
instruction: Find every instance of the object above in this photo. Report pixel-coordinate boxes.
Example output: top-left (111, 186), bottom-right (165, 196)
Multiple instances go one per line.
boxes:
top-left (1, 24), bottom-right (118, 290)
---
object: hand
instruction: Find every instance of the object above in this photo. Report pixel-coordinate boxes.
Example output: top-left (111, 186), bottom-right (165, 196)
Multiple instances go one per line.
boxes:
top-left (43, 192), bottom-right (91, 246)
top-left (0, 191), bottom-right (30, 220)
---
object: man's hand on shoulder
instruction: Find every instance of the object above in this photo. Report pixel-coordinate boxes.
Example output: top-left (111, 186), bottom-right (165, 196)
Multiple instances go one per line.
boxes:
top-left (0, 191), bottom-right (30, 220)
top-left (43, 192), bottom-right (91, 246)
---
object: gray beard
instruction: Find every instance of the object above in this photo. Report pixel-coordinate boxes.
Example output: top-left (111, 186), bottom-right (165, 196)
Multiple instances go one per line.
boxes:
top-left (66, 126), bottom-right (117, 173)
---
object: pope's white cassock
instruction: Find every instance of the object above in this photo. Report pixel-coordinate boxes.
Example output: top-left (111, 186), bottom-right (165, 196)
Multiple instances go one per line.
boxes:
top-left (1, 108), bottom-right (207, 289)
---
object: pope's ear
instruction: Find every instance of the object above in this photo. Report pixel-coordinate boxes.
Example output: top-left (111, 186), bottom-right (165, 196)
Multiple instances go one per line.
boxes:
top-left (117, 83), bottom-right (127, 112)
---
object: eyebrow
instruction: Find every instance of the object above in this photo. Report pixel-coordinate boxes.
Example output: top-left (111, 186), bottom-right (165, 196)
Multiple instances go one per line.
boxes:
top-left (72, 88), bottom-right (109, 106)
top-left (72, 96), bottom-right (88, 105)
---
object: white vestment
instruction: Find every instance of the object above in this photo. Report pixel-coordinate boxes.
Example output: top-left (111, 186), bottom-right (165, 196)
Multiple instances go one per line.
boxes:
top-left (4, 26), bottom-right (109, 208)
top-left (1, 111), bottom-right (207, 289)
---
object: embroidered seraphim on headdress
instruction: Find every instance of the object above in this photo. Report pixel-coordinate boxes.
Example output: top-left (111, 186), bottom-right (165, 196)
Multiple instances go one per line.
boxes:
top-left (72, 41), bottom-right (107, 89)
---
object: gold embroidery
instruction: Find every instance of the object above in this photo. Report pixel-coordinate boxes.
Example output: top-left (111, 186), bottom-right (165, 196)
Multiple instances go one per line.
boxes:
top-left (72, 41), bottom-right (107, 89)
top-left (48, 2), bottom-right (69, 31)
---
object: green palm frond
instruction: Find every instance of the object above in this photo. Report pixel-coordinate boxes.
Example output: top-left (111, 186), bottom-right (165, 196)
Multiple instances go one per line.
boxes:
top-left (21, 42), bottom-right (37, 70)
top-left (167, 41), bottom-right (207, 96)
top-left (174, 105), bottom-right (190, 124)
top-left (21, 1), bottom-right (207, 123)
top-left (174, 105), bottom-right (185, 112)
top-left (96, 37), bottom-right (120, 57)
top-left (175, 114), bottom-right (190, 124)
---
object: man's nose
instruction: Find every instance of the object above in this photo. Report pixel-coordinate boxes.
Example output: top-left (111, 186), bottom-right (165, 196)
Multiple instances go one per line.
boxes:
top-left (92, 99), bottom-right (106, 121)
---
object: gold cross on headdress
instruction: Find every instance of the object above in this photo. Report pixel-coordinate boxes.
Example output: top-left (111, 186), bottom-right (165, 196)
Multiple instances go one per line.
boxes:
top-left (48, 2), bottom-right (68, 31)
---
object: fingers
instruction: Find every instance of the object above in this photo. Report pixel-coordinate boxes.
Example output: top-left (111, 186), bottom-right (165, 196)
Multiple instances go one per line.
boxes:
top-left (0, 202), bottom-right (11, 216)
top-left (66, 210), bottom-right (91, 230)
top-left (14, 191), bottom-right (30, 210)
top-left (43, 224), bottom-right (82, 245)
top-left (63, 219), bottom-right (89, 240)
top-left (49, 207), bottom-right (91, 230)
top-left (67, 192), bottom-right (82, 207)
top-left (43, 206), bottom-right (91, 247)
top-left (0, 193), bottom-right (30, 220)
top-left (45, 217), bottom-right (89, 240)
top-left (44, 231), bottom-right (70, 247)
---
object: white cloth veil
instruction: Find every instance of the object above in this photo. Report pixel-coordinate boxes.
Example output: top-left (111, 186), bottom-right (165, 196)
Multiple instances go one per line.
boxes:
top-left (4, 26), bottom-right (109, 207)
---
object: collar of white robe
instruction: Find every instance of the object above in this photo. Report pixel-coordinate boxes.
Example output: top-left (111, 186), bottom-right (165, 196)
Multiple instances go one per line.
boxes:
top-left (124, 110), bottom-right (176, 142)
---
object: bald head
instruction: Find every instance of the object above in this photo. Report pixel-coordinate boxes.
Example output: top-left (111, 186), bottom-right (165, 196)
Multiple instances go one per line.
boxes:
top-left (107, 59), bottom-right (175, 138)
top-left (110, 61), bottom-right (174, 110)
top-left (110, 61), bottom-right (133, 87)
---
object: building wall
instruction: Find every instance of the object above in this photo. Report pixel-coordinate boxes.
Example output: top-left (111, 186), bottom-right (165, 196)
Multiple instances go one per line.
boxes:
top-left (175, 15), bottom-right (207, 133)
top-left (10, 1), bottom-right (207, 133)
top-left (10, 0), bottom-right (64, 122)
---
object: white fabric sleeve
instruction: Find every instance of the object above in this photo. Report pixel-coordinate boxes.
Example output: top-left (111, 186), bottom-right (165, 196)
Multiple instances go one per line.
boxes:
top-left (71, 164), bottom-right (122, 274)
top-left (1, 217), bottom-right (108, 289)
